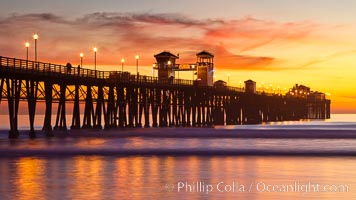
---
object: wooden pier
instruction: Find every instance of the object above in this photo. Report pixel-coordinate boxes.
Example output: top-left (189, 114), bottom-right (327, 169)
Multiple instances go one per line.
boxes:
top-left (0, 56), bottom-right (330, 138)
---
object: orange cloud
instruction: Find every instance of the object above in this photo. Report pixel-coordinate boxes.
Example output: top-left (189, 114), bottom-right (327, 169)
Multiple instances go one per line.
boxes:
top-left (204, 17), bottom-right (320, 51)
top-left (0, 12), bottom-right (318, 70)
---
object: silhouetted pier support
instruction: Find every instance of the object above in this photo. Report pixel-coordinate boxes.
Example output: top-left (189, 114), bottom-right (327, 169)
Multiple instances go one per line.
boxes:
top-left (326, 100), bottom-right (331, 119)
top-left (54, 84), bottom-right (67, 131)
top-left (94, 86), bottom-right (105, 129)
top-left (71, 85), bottom-right (81, 129)
top-left (141, 87), bottom-right (150, 128)
top-left (82, 85), bottom-right (94, 129)
top-left (151, 88), bottom-right (159, 127)
top-left (117, 86), bottom-right (126, 128)
top-left (26, 80), bottom-right (38, 138)
top-left (6, 78), bottom-right (21, 138)
top-left (105, 86), bottom-right (117, 129)
top-left (43, 82), bottom-right (53, 136)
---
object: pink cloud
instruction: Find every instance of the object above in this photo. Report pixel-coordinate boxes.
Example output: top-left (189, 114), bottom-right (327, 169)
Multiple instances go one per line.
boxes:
top-left (204, 17), bottom-right (320, 52)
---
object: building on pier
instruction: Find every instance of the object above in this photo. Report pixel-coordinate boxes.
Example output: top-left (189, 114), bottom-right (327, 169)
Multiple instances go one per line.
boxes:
top-left (214, 80), bottom-right (227, 90)
top-left (287, 84), bottom-right (310, 97)
top-left (244, 80), bottom-right (256, 93)
top-left (154, 50), bottom-right (214, 86)
top-left (153, 51), bottom-right (179, 83)
top-left (196, 51), bottom-right (214, 86)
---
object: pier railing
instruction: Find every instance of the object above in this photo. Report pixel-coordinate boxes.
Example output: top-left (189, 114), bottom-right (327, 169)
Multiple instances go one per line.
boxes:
top-left (0, 56), bottom-right (197, 85)
top-left (1, 55), bottom-right (249, 91)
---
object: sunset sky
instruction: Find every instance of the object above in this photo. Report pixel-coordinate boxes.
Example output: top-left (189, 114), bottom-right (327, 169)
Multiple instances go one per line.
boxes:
top-left (1, 0), bottom-right (356, 113)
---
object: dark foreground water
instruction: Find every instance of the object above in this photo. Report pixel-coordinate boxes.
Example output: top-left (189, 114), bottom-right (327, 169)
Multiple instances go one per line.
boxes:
top-left (0, 114), bottom-right (356, 199)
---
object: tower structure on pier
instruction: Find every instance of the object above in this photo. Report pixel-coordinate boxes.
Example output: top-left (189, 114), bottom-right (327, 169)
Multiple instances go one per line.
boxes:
top-left (154, 51), bottom-right (179, 83)
top-left (196, 51), bottom-right (214, 86)
top-left (245, 80), bottom-right (256, 93)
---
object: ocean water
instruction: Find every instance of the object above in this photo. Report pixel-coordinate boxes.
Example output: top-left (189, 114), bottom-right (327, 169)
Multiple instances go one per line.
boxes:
top-left (0, 114), bottom-right (356, 199)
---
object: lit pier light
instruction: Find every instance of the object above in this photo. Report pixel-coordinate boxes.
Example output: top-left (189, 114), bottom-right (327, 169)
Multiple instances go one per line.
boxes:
top-left (152, 63), bottom-right (156, 77)
top-left (121, 58), bottom-right (125, 72)
top-left (227, 74), bottom-right (231, 86)
top-left (80, 52), bottom-right (84, 68)
top-left (33, 33), bottom-right (39, 62)
top-left (25, 42), bottom-right (30, 60)
top-left (135, 55), bottom-right (139, 75)
top-left (93, 47), bottom-right (97, 71)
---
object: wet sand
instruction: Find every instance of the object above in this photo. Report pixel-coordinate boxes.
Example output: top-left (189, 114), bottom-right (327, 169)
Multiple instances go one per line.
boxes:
top-left (1, 127), bottom-right (356, 139)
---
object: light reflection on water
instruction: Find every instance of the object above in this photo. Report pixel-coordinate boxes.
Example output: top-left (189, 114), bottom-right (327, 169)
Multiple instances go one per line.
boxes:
top-left (0, 114), bottom-right (356, 199)
top-left (0, 156), bottom-right (355, 200)
top-left (13, 157), bottom-right (46, 200)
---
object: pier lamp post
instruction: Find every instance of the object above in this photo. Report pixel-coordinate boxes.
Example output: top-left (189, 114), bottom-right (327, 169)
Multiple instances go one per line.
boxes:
top-left (135, 55), bottom-right (139, 76)
top-left (25, 42), bottom-right (30, 61)
top-left (93, 47), bottom-right (97, 77)
top-left (93, 47), bottom-right (97, 70)
top-left (80, 52), bottom-right (84, 68)
top-left (121, 58), bottom-right (125, 72)
top-left (192, 65), bottom-right (195, 82)
top-left (168, 60), bottom-right (172, 77)
top-left (33, 34), bottom-right (39, 62)
top-left (227, 74), bottom-right (231, 86)
top-left (152, 64), bottom-right (156, 77)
